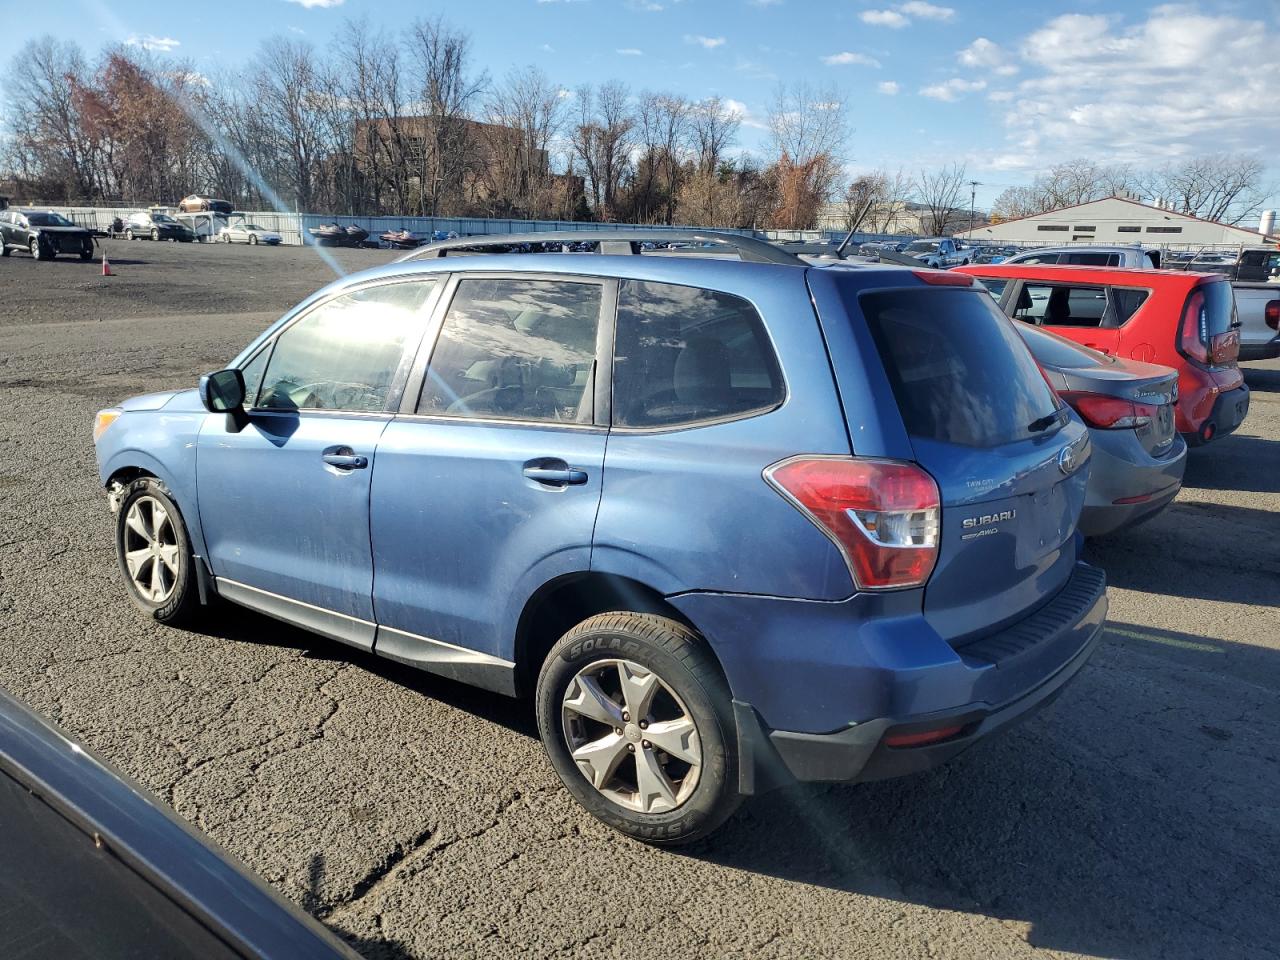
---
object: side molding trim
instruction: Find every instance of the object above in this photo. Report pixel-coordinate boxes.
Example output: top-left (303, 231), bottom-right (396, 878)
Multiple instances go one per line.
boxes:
top-left (215, 578), bottom-right (376, 651)
top-left (374, 626), bottom-right (517, 697)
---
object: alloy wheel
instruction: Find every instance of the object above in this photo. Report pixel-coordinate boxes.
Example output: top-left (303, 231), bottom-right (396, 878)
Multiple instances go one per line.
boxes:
top-left (561, 658), bottom-right (702, 814)
top-left (122, 496), bottom-right (181, 603)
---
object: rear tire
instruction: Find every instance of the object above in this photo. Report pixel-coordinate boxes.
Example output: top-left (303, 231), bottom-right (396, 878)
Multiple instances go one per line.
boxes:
top-left (29, 238), bottom-right (49, 260)
top-left (249, 234), bottom-right (258, 245)
top-left (125, 229), bottom-right (135, 241)
top-left (536, 612), bottom-right (741, 845)
top-left (1, 245), bottom-right (9, 257)
top-left (151, 228), bottom-right (159, 241)
top-left (79, 245), bottom-right (92, 261)
top-left (114, 478), bottom-right (203, 627)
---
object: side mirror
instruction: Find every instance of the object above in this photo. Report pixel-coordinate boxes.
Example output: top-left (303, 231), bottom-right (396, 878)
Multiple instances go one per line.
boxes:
top-left (199, 368), bottom-right (249, 432)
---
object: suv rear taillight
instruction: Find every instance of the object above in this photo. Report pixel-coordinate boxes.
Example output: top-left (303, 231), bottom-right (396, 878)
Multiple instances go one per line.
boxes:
top-left (1058, 391), bottom-right (1156, 429)
top-left (1266, 300), bottom-right (1280, 331)
top-left (1180, 288), bottom-right (1239, 365)
top-left (765, 457), bottom-right (940, 590)
top-left (1180, 290), bottom-right (1211, 364)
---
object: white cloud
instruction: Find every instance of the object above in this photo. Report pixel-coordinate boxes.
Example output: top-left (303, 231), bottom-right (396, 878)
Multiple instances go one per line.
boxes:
top-left (556, 87), bottom-right (574, 99)
top-left (987, 89), bottom-right (1014, 102)
top-left (685, 34), bottom-right (726, 48)
top-left (877, 80), bottom-right (900, 95)
top-left (957, 37), bottom-right (1018, 75)
top-left (283, 0), bottom-right (344, 7)
top-left (541, 43), bottom-right (555, 52)
top-left (860, 9), bottom-right (909, 28)
top-left (723, 98), bottom-right (768, 130)
top-left (992, 5), bottom-right (1280, 168)
top-left (822, 51), bottom-right (881, 67)
top-left (750, 0), bottom-right (782, 5)
top-left (919, 77), bottom-right (986, 101)
top-left (616, 47), bottom-right (644, 55)
top-left (124, 34), bottom-right (181, 52)
top-left (899, 1), bottom-right (954, 20)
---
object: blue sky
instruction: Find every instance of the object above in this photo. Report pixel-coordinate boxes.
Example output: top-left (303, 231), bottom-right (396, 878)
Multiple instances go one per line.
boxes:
top-left (5, 0), bottom-right (1279, 210)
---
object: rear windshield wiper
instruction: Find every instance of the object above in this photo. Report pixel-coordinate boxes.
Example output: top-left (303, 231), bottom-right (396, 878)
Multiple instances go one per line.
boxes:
top-left (1027, 409), bottom-right (1065, 433)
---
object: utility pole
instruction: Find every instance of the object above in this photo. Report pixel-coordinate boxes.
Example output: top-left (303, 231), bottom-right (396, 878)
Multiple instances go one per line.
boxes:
top-left (968, 180), bottom-right (981, 236)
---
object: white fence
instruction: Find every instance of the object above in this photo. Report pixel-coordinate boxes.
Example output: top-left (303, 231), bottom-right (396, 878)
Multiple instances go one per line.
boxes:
top-left (38, 205), bottom-right (766, 247)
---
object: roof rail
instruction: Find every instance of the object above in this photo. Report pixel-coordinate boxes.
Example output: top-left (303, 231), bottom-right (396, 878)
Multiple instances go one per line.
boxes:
top-left (397, 229), bottom-right (805, 266)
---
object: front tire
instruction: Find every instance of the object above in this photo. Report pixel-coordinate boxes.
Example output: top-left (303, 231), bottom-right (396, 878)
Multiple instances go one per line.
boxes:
top-left (151, 228), bottom-right (159, 241)
top-left (536, 612), bottom-right (741, 845)
top-left (125, 229), bottom-right (135, 241)
top-left (114, 478), bottom-right (202, 626)
top-left (79, 244), bottom-right (92, 261)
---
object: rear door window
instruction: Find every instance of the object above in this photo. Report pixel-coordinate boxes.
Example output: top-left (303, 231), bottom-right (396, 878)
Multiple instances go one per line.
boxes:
top-left (417, 277), bottom-right (602, 423)
top-left (860, 288), bottom-right (1062, 448)
top-left (1013, 252), bottom-right (1060, 265)
top-left (1013, 283), bottom-right (1109, 327)
top-left (612, 280), bottom-right (784, 428)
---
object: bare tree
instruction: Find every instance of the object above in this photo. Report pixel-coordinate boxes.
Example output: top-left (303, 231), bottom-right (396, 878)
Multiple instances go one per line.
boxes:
top-left (766, 82), bottom-right (849, 229)
top-left (990, 158), bottom-right (1133, 222)
top-left (914, 163), bottom-right (968, 236)
top-left (688, 97), bottom-right (739, 176)
top-left (405, 16), bottom-right (487, 216)
top-left (573, 81), bottom-right (634, 220)
top-left (8, 37), bottom-right (93, 199)
top-left (250, 37), bottom-right (331, 211)
top-left (481, 66), bottom-right (566, 218)
top-left (1145, 154), bottom-right (1270, 225)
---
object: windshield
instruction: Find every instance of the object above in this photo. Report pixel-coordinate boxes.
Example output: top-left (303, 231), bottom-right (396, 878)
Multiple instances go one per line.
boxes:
top-left (243, 224), bottom-right (263, 230)
top-left (27, 213), bottom-right (75, 227)
top-left (905, 241), bottom-right (939, 253)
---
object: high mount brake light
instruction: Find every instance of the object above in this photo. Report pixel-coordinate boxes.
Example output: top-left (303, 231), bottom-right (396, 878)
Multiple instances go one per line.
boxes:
top-left (765, 457), bottom-right (940, 591)
top-left (1058, 391), bottom-right (1158, 430)
top-left (912, 270), bottom-right (973, 286)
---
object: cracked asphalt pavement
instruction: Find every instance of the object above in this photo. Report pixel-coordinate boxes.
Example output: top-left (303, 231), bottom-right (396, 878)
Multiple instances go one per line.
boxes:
top-left (1, 240), bottom-right (1278, 959)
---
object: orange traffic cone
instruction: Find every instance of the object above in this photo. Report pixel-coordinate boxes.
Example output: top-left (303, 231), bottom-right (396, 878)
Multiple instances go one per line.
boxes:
top-left (102, 253), bottom-right (113, 276)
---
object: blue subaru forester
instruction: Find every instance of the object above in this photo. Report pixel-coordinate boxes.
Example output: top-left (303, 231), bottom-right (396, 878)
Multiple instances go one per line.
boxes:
top-left (94, 232), bottom-right (1107, 844)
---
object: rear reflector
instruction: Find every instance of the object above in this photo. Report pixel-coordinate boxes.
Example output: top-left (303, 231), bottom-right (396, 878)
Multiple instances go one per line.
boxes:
top-left (912, 270), bottom-right (973, 286)
top-left (1112, 492), bottom-right (1154, 505)
top-left (884, 724), bottom-right (966, 748)
top-left (1059, 390), bottom-right (1157, 430)
top-left (1267, 300), bottom-right (1280, 331)
top-left (764, 457), bottom-right (940, 591)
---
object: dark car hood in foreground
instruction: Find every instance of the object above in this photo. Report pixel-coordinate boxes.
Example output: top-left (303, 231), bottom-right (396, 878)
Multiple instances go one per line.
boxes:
top-left (0, 685), bottom-right (360, 960)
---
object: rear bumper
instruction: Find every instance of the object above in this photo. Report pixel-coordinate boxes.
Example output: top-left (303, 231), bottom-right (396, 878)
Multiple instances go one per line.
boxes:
top-left (671, 562), bottom-right (1108, 791)
top-left (1079, 430), bottom-right (1186, 537)
top-left (1184, 383), bottom-right (1250, 445)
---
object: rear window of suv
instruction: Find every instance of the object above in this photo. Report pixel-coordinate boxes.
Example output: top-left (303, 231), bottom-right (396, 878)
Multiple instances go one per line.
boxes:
top-left (860, 288), bottom-right (1063, 448)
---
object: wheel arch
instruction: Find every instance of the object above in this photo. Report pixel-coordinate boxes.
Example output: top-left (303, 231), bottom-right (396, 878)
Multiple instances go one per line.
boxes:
top-left (513, 572), bottom-right (724, 699)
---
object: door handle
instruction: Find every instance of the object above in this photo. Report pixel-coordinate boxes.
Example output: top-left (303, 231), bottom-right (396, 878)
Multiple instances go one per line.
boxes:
top-left (523, 462), bottom-right (588, 486)
top-left (322, 446), bottom-right (368, 470)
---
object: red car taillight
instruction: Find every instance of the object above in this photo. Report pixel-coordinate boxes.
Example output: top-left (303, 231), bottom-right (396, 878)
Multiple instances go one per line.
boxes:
top-left (1058, 391), bottom-right (1157, 429)
top-left (1179, 290), bottom-right (1211, 364)
top-left (765, 457), bottom-right (940, 590)
top-left (1265, 300), bottom-right (1279, 331)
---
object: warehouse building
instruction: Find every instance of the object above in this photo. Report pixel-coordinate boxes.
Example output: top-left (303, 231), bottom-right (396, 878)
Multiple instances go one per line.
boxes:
top-left (959, 195), bottom-right (1277, 247)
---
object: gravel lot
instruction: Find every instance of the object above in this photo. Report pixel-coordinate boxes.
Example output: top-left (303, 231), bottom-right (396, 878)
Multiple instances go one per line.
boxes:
top-left (2, 239), bottom-right (1278, 960)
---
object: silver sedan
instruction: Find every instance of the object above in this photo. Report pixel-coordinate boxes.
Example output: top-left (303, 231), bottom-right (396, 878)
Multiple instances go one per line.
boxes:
top-left (1017, 323), bottom-right (1187, 537)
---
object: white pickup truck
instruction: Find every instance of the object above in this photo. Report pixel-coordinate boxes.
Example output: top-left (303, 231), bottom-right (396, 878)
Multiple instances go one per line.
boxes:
top-left (1234, 283), bottom-right (1280, 361)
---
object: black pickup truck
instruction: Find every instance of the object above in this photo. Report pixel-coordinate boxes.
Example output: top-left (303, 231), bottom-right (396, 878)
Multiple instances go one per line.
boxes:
top-left (1170, 246), bottom-right (1280, 282)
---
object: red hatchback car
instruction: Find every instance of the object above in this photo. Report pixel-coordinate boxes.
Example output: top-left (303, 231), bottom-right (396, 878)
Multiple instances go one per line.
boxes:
top-left (956, 264), bottom-right (1249, 445)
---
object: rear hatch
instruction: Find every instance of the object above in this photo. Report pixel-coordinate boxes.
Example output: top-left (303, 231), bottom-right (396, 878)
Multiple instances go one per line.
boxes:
top-left (813, 272), bottom-right (1091, 644)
